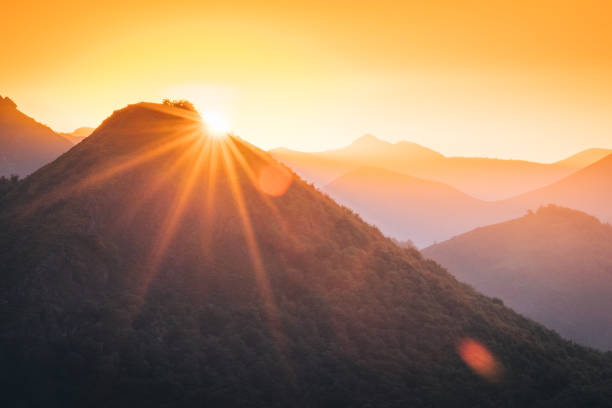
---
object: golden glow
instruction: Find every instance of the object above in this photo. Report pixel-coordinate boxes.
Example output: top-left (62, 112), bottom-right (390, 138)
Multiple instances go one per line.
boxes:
top-left (22, 106), bottom-right (294, 352)
top-left (201, 110), bottom-right (231, 137)
top-left (4, 1), bottom-right (612, 161)
top-left (457, 338), bottom-right (503, 382)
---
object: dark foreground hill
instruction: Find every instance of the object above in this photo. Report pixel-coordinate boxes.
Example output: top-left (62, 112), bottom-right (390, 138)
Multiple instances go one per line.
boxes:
top-left (423, 205), bottom-right (612, 351)
top-left (0, 96), bottom-right (73, 176)
top-left (1, 103), bottom-right (611, 407)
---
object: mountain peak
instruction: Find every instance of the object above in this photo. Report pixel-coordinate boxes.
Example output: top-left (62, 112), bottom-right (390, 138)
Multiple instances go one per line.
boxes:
top-left (352, 133), bottom-right (385, 146)
top-left (424, 204), bottom-right (612, 350)
top-left (0, 95), bottom-right (17, 110)
top-left (84, 102), bottom-right (203, 151)
top-left (0, 95), bottom-right (72, 176)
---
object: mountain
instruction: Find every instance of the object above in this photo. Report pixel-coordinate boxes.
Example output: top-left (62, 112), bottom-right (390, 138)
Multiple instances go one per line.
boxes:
top-left (1, 102), bottom-right (612, 407)
top-left (507, 153), bottom-right (612, 223)
top-left (324, 167), bottom-right (499, 247)
top-left (329, 134), bottom-right (445, 162)
top-left (294, 143), bottom-right (612, 247)
top-left (269, 135), bottom-right (444, 188)
top-left (59, 126), bottom-right (95, 144)
top-left (271, 135), bottom-right (585, 200)
top-left (554, 148), bottom-right (612, 169)
top-left (0, 96), bottom-right (73, 176)
top-left (423, 205), bottom-right (612, 351)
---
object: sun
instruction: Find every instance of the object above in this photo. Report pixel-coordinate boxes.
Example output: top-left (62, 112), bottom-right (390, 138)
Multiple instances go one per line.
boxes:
top-left (201, 110), bottom-right (230, 137)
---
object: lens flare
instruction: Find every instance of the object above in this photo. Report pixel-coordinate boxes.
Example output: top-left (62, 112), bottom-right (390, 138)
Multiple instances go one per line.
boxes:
top-left (258, 164), bottom-right (293, 196)
top-left (457, 338), bottom-right (503, 382)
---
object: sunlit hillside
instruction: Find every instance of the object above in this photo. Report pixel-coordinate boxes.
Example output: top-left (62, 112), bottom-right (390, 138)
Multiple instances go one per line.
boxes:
top-left (4, 1), bottom-right (612, 406)
top-left (424, 205), bottom-right (612, 350)
top-left (2, 103), bottom-right (612, 406)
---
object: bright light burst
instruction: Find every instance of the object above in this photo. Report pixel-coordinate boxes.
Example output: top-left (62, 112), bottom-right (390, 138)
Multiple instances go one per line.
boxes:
top-left (24, 104), bottom-right (294, 359)
top-left (201, 110), bottom-right (231, 137)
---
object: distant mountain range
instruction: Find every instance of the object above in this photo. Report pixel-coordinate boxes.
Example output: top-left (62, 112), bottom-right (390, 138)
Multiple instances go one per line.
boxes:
top-left (2, 102), bottom-right (611, 406)
top-left (505, 154), bottom-right (612, 224)
top-left (423, 205), bottom-right (612, 351)
top-left (272, 136), bottom-right (612, 246)
top-left (324, 167), bottom-right (497, 247)
top-left (0, 96), bottom-right (73, 176)
top-left (271, 134), bottom-right (610, 200)
top-left (323, 150), bottom-right (612, 247)
top-left (59, 126), bottom-right (95, 144)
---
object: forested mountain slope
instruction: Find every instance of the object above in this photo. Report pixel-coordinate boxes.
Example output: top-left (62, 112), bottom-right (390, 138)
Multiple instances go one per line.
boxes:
top-left (1, 103), bottom-right (611, 407)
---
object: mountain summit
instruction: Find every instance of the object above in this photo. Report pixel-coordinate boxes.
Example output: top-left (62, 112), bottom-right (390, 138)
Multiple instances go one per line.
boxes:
top-left (350, 133), bottom-right (385, 147)
top-left (339, 134), bottom-right (444, 160)
top-left (424, 205), bottom-right (612, 350)
top-left (1, 102), bottom-right (611, 407)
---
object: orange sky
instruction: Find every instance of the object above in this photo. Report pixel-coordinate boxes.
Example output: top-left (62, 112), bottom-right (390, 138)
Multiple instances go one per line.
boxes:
top-left (3, 0), bottom-right (612, 161)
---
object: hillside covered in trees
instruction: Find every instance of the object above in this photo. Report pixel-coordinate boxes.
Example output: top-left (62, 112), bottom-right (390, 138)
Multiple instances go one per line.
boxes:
top-left (424, 205), bottom-right (612, 351)
top-left (1, 103), bottom-right (612, 407)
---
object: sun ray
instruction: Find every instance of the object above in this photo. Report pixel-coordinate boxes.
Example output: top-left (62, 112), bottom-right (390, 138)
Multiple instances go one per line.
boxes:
top-left (218, 141), bottom-right (285, 347)
top-left (139, 135), bottom-right (211, 297)
top-left (109, 130), bottom-right (208, 232)
top-left (201, 138), bottom-right (222, 260)
top-left (224, 138), bottom-right (299, 248)
top-left (19, 124), bottom-right (201, 219)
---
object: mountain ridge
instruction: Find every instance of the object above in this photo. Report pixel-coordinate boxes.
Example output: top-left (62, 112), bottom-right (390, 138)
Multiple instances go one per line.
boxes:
top-left (423, 204), bottom-right (612, 350)
top-left (323, 166), bottom-right (495, 247)
top-left (270, 136), bottom-right (586, 200)
top-left (506, 153), bottom-right (612, 223)
top-left (2, 102), bottom-right (612, 407)
top-left (0, 95), bottom-right (73, 176)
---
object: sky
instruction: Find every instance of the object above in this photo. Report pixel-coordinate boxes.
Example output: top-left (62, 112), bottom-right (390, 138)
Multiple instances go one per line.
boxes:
top-left (2, 0), bottom-right (612, 162)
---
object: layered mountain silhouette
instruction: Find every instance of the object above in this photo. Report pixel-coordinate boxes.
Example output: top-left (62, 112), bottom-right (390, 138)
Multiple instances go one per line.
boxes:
top-left (324, 167), bottom-right (498, 247)
top-left (292, 144), bottom-right (612, 246)
top-left (506, 154), bottom-right (612, 224)
top-left (1, 102), bottom-right (612, 407)
top-left (423, 205), bottom-right (612, 351)
top-left (554, 148), bottom-right (612, 169)
top-left (59, 126), bottom-right (95, 144)
top-left (0, 96), bottom-right (73, 176)
top-left (271, 135), bottom-right (588, 200)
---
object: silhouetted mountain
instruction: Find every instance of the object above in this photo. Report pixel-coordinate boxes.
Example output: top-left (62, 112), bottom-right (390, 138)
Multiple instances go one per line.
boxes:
top-left (268, 135), bottom-right (443, 189)
top-left (507, 154), bottom-right (612, 223)
top-left (336, 134), bottom-right (444, 161)
top-left (271, 135), bottom-right (589, 200)
top-left (1, 103), bottom-right (612, 407)
top-left (324, 167), bottom-right (498, 247)
top-left (59, 126), bottom-right (95, 144)
top-left (0, 96), bottom-right (73, 176)
top-left (423, 205), bottom-right (612, 351)
top-left (300, 147), bottom-right (612, 247)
